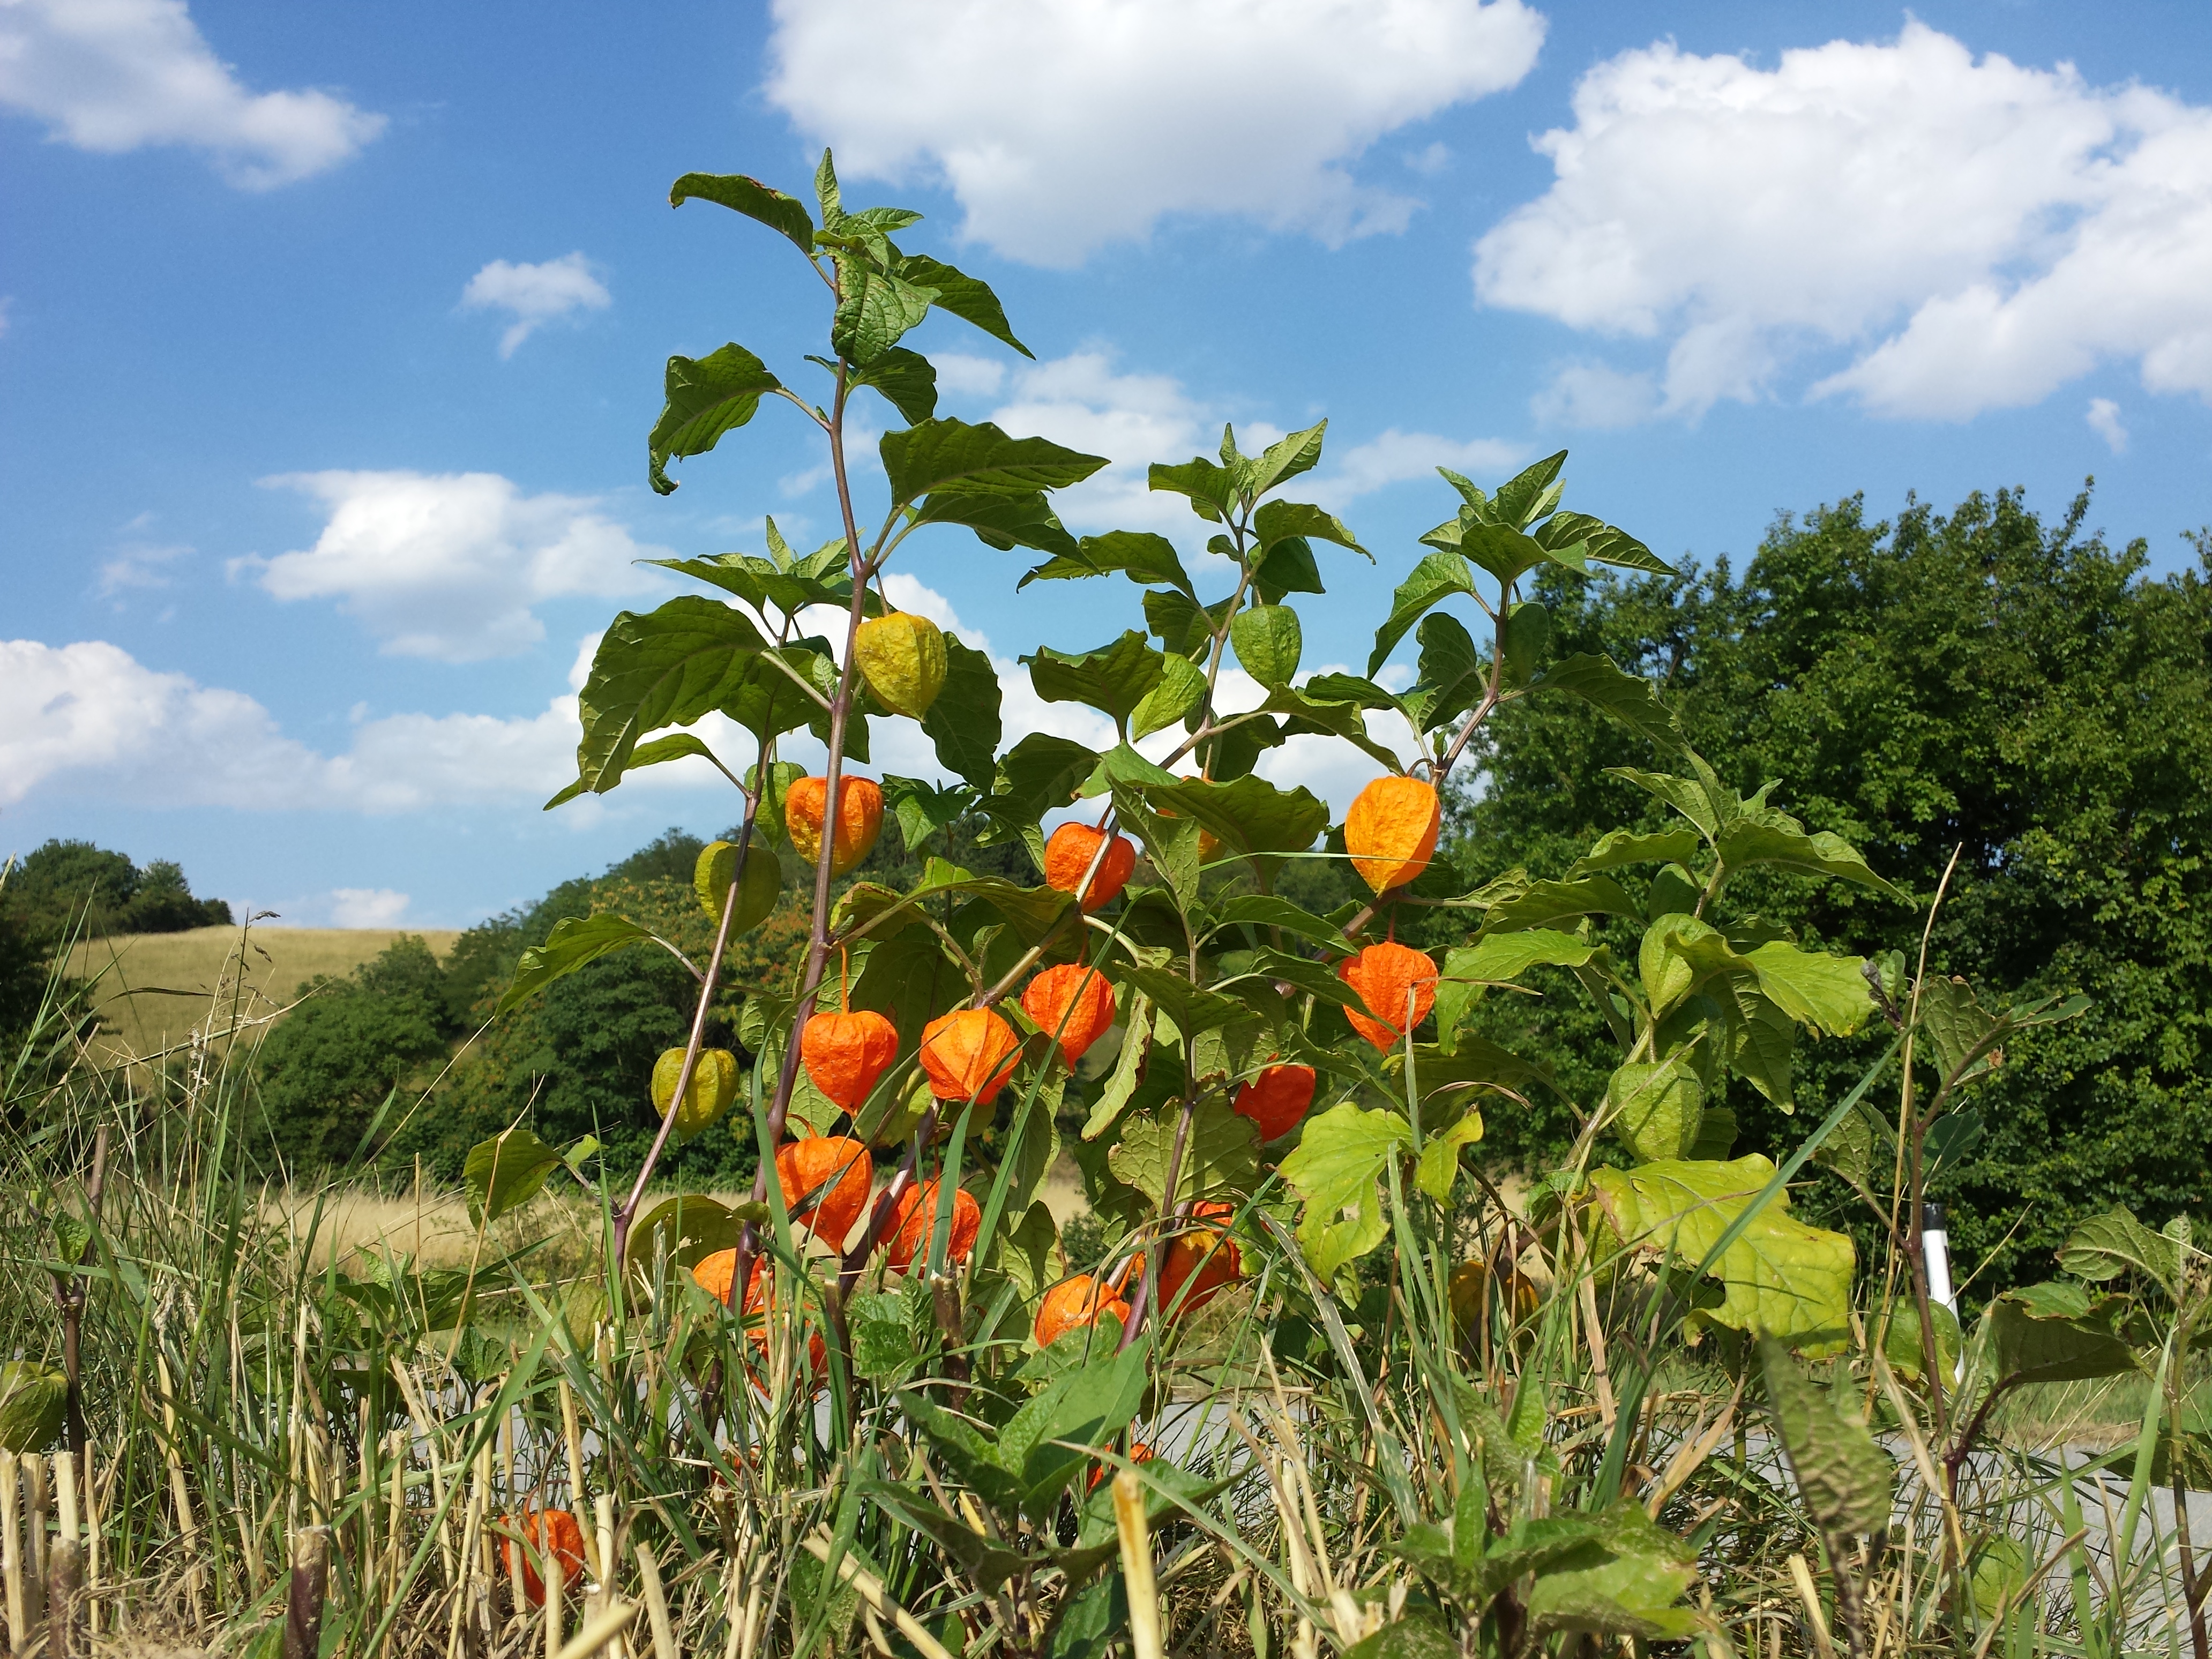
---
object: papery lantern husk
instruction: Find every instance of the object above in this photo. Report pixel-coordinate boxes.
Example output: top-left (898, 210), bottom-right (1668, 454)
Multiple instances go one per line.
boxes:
top-left (694, 834), bottom-right (783, 930)
top-left (884, 1180), bottom-right (982, 1270)
top-left (1339, 942), bottom-right (1440, 1050)
top-left (500, 1509), bottom-right (587, 1606)
top-left (787, 775), bottom-right (884, 876)
top-left (854, 611), bottom-right (949, 717)
top-left (1043, 823), bottom-right (1135, 910)
top-left (1021, 963), bottom-right (1117, 1064)
top-left (1155, 1200), bottom-right (1242, 1317)
top-left (1344, 775), bottom-right (1441, 894)
top-left (774, 1135), bottom-right (873, 1245)
top-left (692, 1252), bottom-right (828, 1382)
top-left (1033, 1273), bottom-right (1130, 1348)
top-left (800, 1009), bottom-right (898, 1112)
top-left (918, 1007), bottom-right (1022, 1102)
top-left (1232, 1062), bottom-right (1317, 1141)
top-left (651, 1045), bottom-right (740, 1140)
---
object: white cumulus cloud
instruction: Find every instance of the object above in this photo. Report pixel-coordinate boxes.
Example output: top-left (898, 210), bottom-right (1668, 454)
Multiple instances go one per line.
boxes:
top-left (326, 887), bottom-right (409, 928)
top-left (242, 470), bottom-right (668, 662)
top-left (460, 253), bottom-right (611, 358)
top-left (1474, 21), bottom-right (2212, 420)
top-left (2086, 398), bottom-right (2129, 454)
top-left (766, 0), bottom-right (1545, 266)
top-left (0, 0), bottom-right (384, 188)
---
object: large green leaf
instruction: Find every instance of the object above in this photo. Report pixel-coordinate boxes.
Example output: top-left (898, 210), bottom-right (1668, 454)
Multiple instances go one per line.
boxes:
top-left (496, 915), bottom-right (654, 1015)
top-left (1019, 530), bottom-right (1194, 597)
top-left (1279, 1102), bottom-right (1413, 1281)
top-left (1128, 651), bottom-right (1206, 742)
top-left (829, 260), bottom-right (937, 365)
top-left (1401, 611), bottom-right (1487, 734)
top-left (895, 254), bottom-right (1032, 357)
top-left (1368, 551), bottom-right (1478, 674)
top-left (849, 929), bottom-right (969, 1055)
top-left (920, 635), bottom-right (1003, 788)
top-left (1529, 653), bottom-right (1684, 750)
top-left (847, 346), bottom-right (938, 424)
top-left (1252, 496), bottom-right (1366, 557)
top-left (1760, 1335), bottom-right (1893, 1541)
top-left (880, 419), bottom-right (1104, 508)
top-left (463, 1125), bottom-right (566, 1225)
top-left (1148, 455), bottom-right (1239, 522)
top-left (1716, 817), bottom-right (1907, 901)
top-left (572, 597), bottom-right (768, 789)
top-left (1145, 774), bottom-right (1329, 887)
top-left (720, 644), bottom-right (839, 744)
top-left (911, 489), bottom-right (1079, 558)
top-left (1587, 1155), bottom-right (1855, 1352)
top-left (1537, 510), bottom-right (1673, 575)
top-left (624, 1193), bottom-right (742, 1274)
top-left (645, 551), bottom-right (861, 621)
top-left (880, 776), bottom-right (976, 854)
top-left (1230, 603), bottom-right (1303, 690)
top-left (1245, 421), bottom-right (1328, 498)
top-left (1482, 874), bottom-right (1641, 932)
top-left (1025, 631), bottom-right (1167, 728)
top-left (669, 171), bottom-right (815, 253)
top-left (647, 345), bottom-right (784, 495)
top-left (1520, 1506), bottom-right (1699, 1641)
top-left (1119, 966), bottom-right (1245, 1041)
top-left (2058, 1207), bottom-right (2181, 1296)
top-left (1741, 941), bottom-right (1875, 1037)
top-left (1987, 1283), bottom-right (2140, 1386)
top-left (1107, 1098), bottom-right (1259, 1208)
top-left (1606, 764), bottom-right (1728, 842)
top-left (1491, 450), bottom-right (1570, 529)
top-left (990, 734), bottom-right (1100, 824)
top-left (544, 731), bottom-right (733, 810)
top-left (1569, 827), bottom-right (1705, 877)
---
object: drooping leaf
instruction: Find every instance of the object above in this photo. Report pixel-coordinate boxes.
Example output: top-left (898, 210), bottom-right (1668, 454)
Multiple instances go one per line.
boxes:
top-left (572, 597), bottom-right (768, 790)
top-left (1144, 774), bottom-right (1330, 887)
top-left (669, 171), bottom-right (816, 253)
top-left (920, 634), bottom-right (1003, 788)
top-left (464, 1126), bottom-right (567, 1225)
top-left (1760, 1334), bottom-right (1894, 1540)
top-left (895, 254), bottom-right (1032, 357)
top-left (881, 419), bottom-right (1105, 508)
top-left (1369, 551), bottom-right (1478, 675)
top-left (1608, 1053), bottom-right (1706, 1162)
top-left (1716, 817), bottom-right (1908, 901)
top-left (1019, 530), bottom-right (1195, 598)
top-left (1230, 603), bottom-right (1303, 690)
top-left (545, 730), bottom-right (733, 810)
top-left (497, 915), bottom-right (655, 1015)
top-left (991, 734), bottom-right (1101, 824)
top-left (1987, 1282), bottom-right (2139, 1386)
top-left (1118, 967), bottom-right (1246, 1042)
top-left (1606, 764), bottom-right (1729, 842)
top-left (1279, 1102), bottom-right (1414, 1280)
top-left (1025, 631), bottom-right (1168, 728)
top-left (1499, 599), bottom-right (1551, 686)
top-left (1129, 651), bottom-right (1206, 741)
top-left (1252, 496), bottom-right (1366, 557)
top-left (1401, 610), bottom-right (1487, 734)
top-left (847, 346), bottom-right (938, 424)
top-left (1529, 654), bottom-right (1684, 750)
top-left (647, 345), bottom-right (784, 495)
top-left (0, 1364), bottom-right (65, 1454)
top-left (1483, 874), bottom-right (1642, 932)
top-left (880, 775), bottom-right (976, 854)
top-left (1587, 1155), bottom-right (1856, 1353)
top-left (1535, 510), bottom-right (1673, 575)
top-left (1569, 827), bottom-right (1705, 877)
top-left (1252, 536), bottom-right (1326, 602)
top-left (911, 489), bottom-right (1080, 558)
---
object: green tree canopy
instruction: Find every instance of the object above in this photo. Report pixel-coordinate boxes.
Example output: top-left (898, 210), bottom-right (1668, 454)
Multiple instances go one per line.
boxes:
top-left (1, 839), bottom-right (231, 942)
top-left (1452, 487), bottom-right (2211, 1294)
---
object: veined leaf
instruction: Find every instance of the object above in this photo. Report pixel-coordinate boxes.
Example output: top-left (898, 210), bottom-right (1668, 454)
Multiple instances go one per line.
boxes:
top-left (1569, 826), bottom-right (1705, 877)
top-left (1148, 455), bottom-right (1239, 522)
top-left (497, 915), bottom-right (654, 1015)
top-left (829, 259), bottom-right (937, 365)
top-left (1025, 630), bottom-right (1167, 728)
top-left (1760, 1334), bottom-right (1894, 1541)
top-left (1018, 529), bottom-right (1194, 598)
top-left (1537, 510), bottom-right (1673, 576)
top-left (1279, 1101), bottom-right (1414, 1280)
top-left (1230, 603), bottom-right (1303, 690)
top-left (920, 634), bottom-right (1003, 788)
top-left (1530, 653), bottom-right (1684, 750)
top-left (881, 418), bottom-right (1104, 507)
top-left (668, 171), bottom-right (814, 255)
top-left (544, 730), bottom-right (731, 810)
top-left (1402, 610), bottom-right (1486, 734)
top-left (847, 346), bottom-right (938, 424)
top-left (573, 596), bottom-right (767, 789)
top-left (881, 775), bottom-right (975, 854)
top-left (990, 734), bottom-right (1099, 823)
top-left (1245, 421), bottom-right (1328, 498)
top-left (1145, 774), bottom-right (1329, 887)
top-left (648, 344), bottom-right (784, 495)
top-left (1483, 874), bottom-right (1641, 932)
top-left (1108, 1099), bottom-right (1258, 1209)
top-left (0, 1364), bottom-right (66, 1454)
top-left (1988, 1282), bottom-right (2139, 1386)
top-left (1716, 817), bottom-right (1907, 901)
top-left (1129, 651), bottom-right (1206, 741)
top-left (1606, 764), bottom-right (1729, 841)
top-left (911, 489), bottom-right (1079, 558)
top-left (464, 1125), bottom-right (566, 1225)
top-left (1253, 496), bottom-right (1367, 558)
top-left (895, 254), bottom-right (1032, 357)
top-left (2058, 1207), bottom-right (2181, 1297)
top-left (1369, 551), bottom-right (1478, 674)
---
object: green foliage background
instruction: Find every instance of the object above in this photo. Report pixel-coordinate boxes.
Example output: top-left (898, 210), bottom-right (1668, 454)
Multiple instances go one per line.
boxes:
top-left (1451, 487), bottom-right (2211, 1294)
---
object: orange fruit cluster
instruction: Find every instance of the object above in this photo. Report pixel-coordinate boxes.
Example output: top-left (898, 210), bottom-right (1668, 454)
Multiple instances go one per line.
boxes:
top-left (800, 1008), bottom-right (899, 1111)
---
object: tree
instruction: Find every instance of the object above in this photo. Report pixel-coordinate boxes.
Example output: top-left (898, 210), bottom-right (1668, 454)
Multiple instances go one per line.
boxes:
top-left (0, 839), bottom-right (231, 941)
top-left (1451, 487), bottom-right (2212, 1294)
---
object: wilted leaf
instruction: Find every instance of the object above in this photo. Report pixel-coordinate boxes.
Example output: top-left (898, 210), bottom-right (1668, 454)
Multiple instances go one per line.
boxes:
top-left (1760, 1334), bottom-right (1893, 1540)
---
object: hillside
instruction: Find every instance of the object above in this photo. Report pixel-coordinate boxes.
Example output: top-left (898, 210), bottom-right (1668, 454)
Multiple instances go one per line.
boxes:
top-left (67, 925), bottom-right (459, 1058)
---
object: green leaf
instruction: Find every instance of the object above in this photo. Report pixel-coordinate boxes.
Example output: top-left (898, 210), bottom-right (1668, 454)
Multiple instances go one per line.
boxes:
top-left (1608, 1053), bottom-right (1706, 1162)
top-left (668, 171), bottom-right (815, 255)
top-left (545, 731), bottom-right (731, 810)
top-left (849, 929), bottom-right (969, 1055)
top-left (1342, 1613), bottom-right (1458, 1659)
top-left (1492, 449), bottom-right (1569, 529)
top-left (1760, 1334), bottom-right (1894, 1540)
top-left (1025, 631), bottom-right (1167, 728)
top-left (463, 1126), bottom-right (566, 1225)
top-left (1082, 992), bottom-right (1153, 1140)
top-left (1108, 1098), bottom-right (1259, 1209)
top-left (1145, 775), bottom-right (1329, 887)
top-left (1449, 928), bottom-right (1598, 984)
top-left (912, 489), bottom-right (1080, 558)
top-left (1142, 587), bottom-right (1223, 659)
top-left (865, 1480), bottom-right (1031, 1587)
top-left (1529, 653), bottom-right (1685, 750)
top-left (2058, 1207), bottom-right (2181, 1296)
top-left (1606, 764), bottom-right (1730, 841)
top-left (998, 1340), bottom-right (1153, 1515)
top-left (1499, 599), bottom-right (1550, 686)
top-left (1129, 651), bottom-right (1206, 741)
top-left (1279, 1102), bottom-right (1413, 1280)
top-left (497, 915), bottom-right (654, 1015)
top-left (1301, 672), bottom-right (1403, 714)
top-left (1716, 817), bottom-right (1907, 901)
top-left (895, 254), bottom-right (1032, 357)
top-left (1483, 874), bottom-right (1641, 932)
top-left (647, 345), bottom-right (784, 495)
top-left (1118, 967), bottom-right (1245, 1042)
top-left (1587, 1154), bottom-right (1856, 1353)
top-left (1458, 521), bottom-right (1555, 586)
top-left (1568, 827), bottom-right (1705, 877)
top-left (1416, 1104), bottom-right (1486, 1204)
top-left (1019, 530), bottom-right (1194, 598)
top-left (1988, 1283), bottom-right (2139, 1386)
top-left (880, 775), bottom-right (975, 854)
top-left (1538, 510), bottom-right (1673, 575)
top-left (1148, 455), bottom-right (1239, 522)
top-left (1252, 496), bottom-right (1367, 557)
top-left (920, 635), bottom-right (1003, 788)
top-left (1229, 603), bottom-right (1303, 689)
top-left (0, 1363), bottom-right (66, 1454)
top-left (1742, 942), bottom-right (1875, 1037)
top-left (830, 260), bottom-right (938, 365)
top-left (991, 734), bottom-right (1100, 825)
top-left (1262, 685), bottom-right (1404, 773)
top-left (1520, 1506), bottom-right (1699, 1642)
top-left (992, 1201), bottom-right (1066, 1301)
top-left (881, 419), bottom-right (1104, 508)
top-left (572, 597), bottom-right (768, 790)
top-left (1245, 421), bottom-right (1329, 498)
top-left (1401, 611), bottom-right (1486, 734)
top-left (1368, 551), bottom-right (1477, 674)
top-left (1208, 893), bottom-right (1343, 948)
top-left (847, 346), bottom-right (938, 423)
top-left (625, 1193), bottom-right (742, 1275)
top-left (1252, 535), bottom-right (1326, 602)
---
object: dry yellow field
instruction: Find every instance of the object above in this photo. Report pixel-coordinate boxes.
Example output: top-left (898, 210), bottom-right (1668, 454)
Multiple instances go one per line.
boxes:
top-left (68, 924), bottom-right (459, 1058)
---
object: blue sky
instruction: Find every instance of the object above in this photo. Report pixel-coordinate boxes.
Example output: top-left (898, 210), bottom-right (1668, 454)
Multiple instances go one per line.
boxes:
top-left (3, 0), bottom-right (2207, 930)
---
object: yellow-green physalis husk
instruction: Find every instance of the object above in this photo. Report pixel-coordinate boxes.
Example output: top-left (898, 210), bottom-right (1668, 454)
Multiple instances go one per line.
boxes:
top-left (652, 1045), bottom-right (740, 1140)
top-left (854, 611), bottom-right (948, 718)
top-left (0, 1361), bottom-right (66, 1454)
top-left (694, 833), bottom-right (781, 931)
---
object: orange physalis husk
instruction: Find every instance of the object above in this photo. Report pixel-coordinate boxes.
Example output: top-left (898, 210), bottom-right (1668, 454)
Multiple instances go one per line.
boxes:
top-left (775, 1135), bottom-right (874, 1246)
top-left (1338, 942), bottom-right (1440, 1051)
top-left (1043, 822), bottom-right (1135, 910)
top-left (1232, 1063), bottom-right (1318, 1141)
top-left (800, 1009), bottom-right (899, 1112)
top-left (883, 1180), bottom-right (982, 1271)
top-left (1089, 1439), bottom-right (1155, 1491)
top-left (1033, 1273), bottom-right (1131, 1348)
top-left (787, 774), bottom-right (885, 877)
top-left (918, 1008), bottom-right (1023, 1102)
top-left (693, 1253), bottom-right (829, 1382)
top-left (1020, 963), bottom-right (1117, 1065)
top-left (501, 1509), bottom-right (586, 1606)
top-left (1343, 774), bottom-right (1441, 894)
top-left (1155, 1201), bottom-right (1243, 1317)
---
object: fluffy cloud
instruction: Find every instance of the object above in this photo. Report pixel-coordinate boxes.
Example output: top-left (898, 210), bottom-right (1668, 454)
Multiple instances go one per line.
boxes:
top-left (766, 0), bottom-right (1544, 266)
top-left (2086, 398), bottom-right (2129, 454)
top-left (326, 888), bottom-right (409, 928)
top-left (0, 0), bottom-right (383, 188)
top-left (243, 470), bottom-right (668, 661)
top-left (1474, 22), bottom-right (2212, 419)
top-left (460, 254), bottom-right (611, 358)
